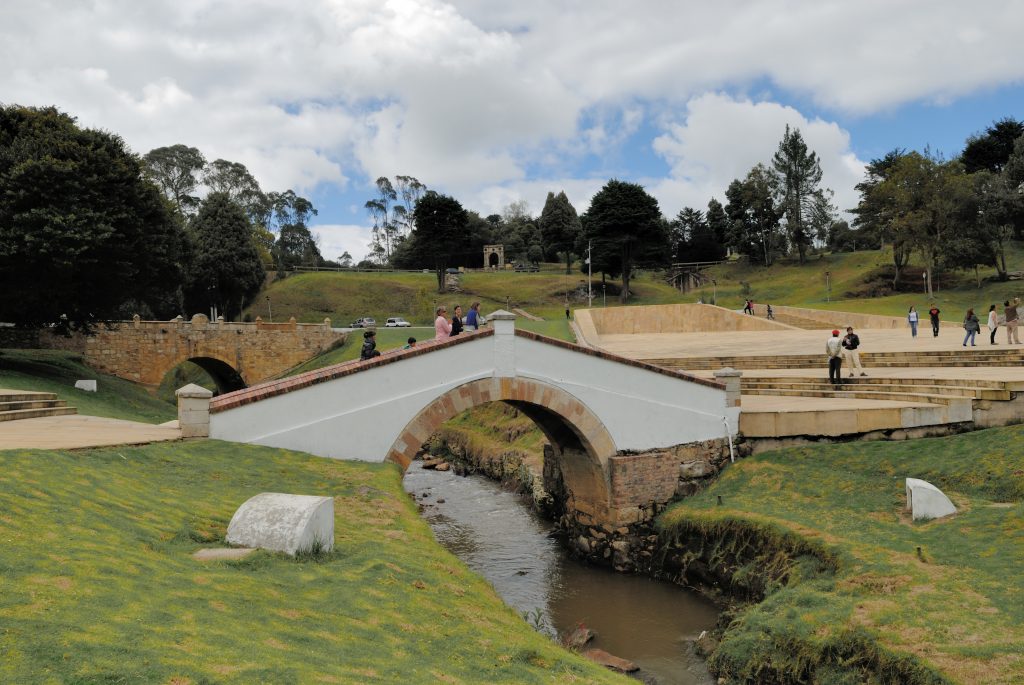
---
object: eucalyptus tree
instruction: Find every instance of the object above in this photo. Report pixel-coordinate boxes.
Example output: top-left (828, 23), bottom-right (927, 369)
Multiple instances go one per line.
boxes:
top-left (142, 144), bottom-right (206, 215)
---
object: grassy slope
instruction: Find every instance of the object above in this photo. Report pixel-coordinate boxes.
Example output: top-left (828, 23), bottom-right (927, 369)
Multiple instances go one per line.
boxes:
top-left (244, 268), bottom-right (688, 326)
top-left (705, 242), bottom-right (1024, 316)
top-left (0, 349), bottom-right (175, 423)
top-left (0, 440), bottom-right (630, 685)
top-left (659, 426), bottom-right (1024, 684)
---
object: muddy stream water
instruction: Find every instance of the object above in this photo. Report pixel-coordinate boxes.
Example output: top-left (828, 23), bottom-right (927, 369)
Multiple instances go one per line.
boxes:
top-left (404, 462), bottom-right (721, 685)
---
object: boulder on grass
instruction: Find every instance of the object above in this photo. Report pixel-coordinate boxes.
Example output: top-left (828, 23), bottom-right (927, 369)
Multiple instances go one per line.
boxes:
top-left (226, 493), bottom-right (334, 556)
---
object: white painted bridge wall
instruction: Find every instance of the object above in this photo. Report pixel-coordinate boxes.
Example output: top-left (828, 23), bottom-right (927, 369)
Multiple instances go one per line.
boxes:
top-left (209, 321), bottom-right (737, 462)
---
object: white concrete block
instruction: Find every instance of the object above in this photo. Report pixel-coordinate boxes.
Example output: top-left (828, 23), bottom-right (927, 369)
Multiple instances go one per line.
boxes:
top-left (905, 478), bottom-right (957, 521)
top-left (226, 493), bottom-right (334, 556)
top-left (74, 380), bottom-right (97, 392)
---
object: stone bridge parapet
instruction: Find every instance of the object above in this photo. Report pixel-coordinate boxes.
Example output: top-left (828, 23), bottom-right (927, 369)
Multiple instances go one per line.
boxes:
top-left (1, 314), bottom-right (345, 391)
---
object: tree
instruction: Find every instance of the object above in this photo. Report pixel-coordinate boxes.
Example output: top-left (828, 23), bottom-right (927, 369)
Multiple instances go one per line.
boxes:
top-left (771, 125), bottom-right (830, 263)
top-left (581, 180), bottom-right (668, 303)
top-left (186, 192), bottom-right (265, 319)
top-left (970, 170), bottom-right (1017, 279)
top-left (366, 175), bottom-right (427, 263)
top-left (878, 151), bottom-right (973, 298)
top-left (851, 149), bottom-right (909, 283)
top-left (961, 117), bottom-right (1024, 174)
top-left (725, 165), bottom-right (784, 266)
top-left (409, 191), bottom-right (471, 291)
top-left (394, 175), bottom-right (426, 234)
top-left (705, 198), bottom-right (729, 250)
top-left (338, 251), bottom-right (353, 268)
top-left (539, 191), bottom-right (582, 273)
top-left (267, 190), bottom-right (320, 269)
top-left (142, 144), bottom-right (206, 215)
top-left (202, 159), bottom-right (266, 220)
top-left (0, 105), bottom-right (188, 330)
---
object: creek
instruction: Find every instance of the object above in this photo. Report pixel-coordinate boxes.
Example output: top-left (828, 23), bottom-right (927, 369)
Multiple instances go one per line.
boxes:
top-left (404, 461), bottom-right (721, 685)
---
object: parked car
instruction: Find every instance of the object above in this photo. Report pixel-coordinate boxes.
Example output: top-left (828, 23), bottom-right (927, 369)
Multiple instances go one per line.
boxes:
top-left (350, 317), bottom-right (376, 328)
top-left (445, 267), bottom-right (461, 274)
top-left (514, 263), bottom-right (540, 272)
top-left (385, 317), bottom-right (411, 327)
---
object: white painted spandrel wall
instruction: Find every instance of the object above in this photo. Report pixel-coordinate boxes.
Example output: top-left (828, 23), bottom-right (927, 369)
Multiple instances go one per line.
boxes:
top-left (515, 337), bottom-right (735, 451)
top-left (210, 339), bottom-right (496, 461)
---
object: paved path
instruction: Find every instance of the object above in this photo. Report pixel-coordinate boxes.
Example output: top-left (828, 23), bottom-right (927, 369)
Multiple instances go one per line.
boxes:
top-left (0, 414), bottom-right (180, 450)
top-left (594, 325), bottom-right (1022, 359)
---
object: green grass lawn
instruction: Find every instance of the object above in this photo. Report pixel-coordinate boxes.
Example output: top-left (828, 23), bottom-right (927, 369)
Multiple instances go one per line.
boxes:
top-left (0, 348), bottom-right (175, 424)
top-left (0, 440), bottom-right (631, 685)
top-left (705, 243), bottom-right (1024, 318)
top-left (659, 425), bottom-right (1024, 684)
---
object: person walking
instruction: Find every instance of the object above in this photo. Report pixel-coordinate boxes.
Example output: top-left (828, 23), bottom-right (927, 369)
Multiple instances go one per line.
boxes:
top-left (962, 308), bottom-right (980, 347)
top-left (826, 329), bottom-right (844, 387)
top-left (434, 305), bottom-right (452, 340)
top-left (1005, 298), bottom-right (1021, 344)
top-left (928, 305), bottom-right (941, 337)
top-left (907, 305), bottom-right (919, 338)
top-left (987, 304), bottom-right (1000, 345)
top-left (464, 302), bottom-right (481, 331)
top-left (842, 326), bottom-right (867, 377)
top-left (766, 304), bottom-right (775, 320)
top-left (450, 304), bottom-right (464, 336)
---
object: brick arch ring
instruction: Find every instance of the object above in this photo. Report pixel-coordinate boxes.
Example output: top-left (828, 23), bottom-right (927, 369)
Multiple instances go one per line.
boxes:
top-left (385, 376), bottom-right (618, 471)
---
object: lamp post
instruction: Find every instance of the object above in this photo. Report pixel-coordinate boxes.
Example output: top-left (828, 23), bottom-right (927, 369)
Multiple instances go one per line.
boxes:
top-left (602, 283), bottom-right (606, 307)
top-left (712, 278), bottom-right (717, 306)
top-left (586, 240), bottom-right (593, 308)
top-left (825, 271), bottom-right (831, 303)
top-left (922, 271), bottom-right (927, 294)
top-left (266, 295), bottom-right (272, 323)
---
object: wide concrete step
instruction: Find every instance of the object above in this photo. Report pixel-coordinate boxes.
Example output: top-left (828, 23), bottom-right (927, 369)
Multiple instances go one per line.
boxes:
top-left (740, 401), bottom-right (958, 438)
top-left (648, 350), bottom-right (1024, 371)
top-left (0, 399), bottom-right (71, 411)
top-left (742, 380), bottom-right (1010, 401)
top-left (0, 406), bottom-right (78, 422)
top-left (745, 386), bottom-right (973, 408)
top-left (0, 391), bottom-right (61, 403)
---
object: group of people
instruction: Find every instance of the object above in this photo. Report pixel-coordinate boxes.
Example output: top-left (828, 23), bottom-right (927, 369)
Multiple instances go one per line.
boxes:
top-left (825, 326), bottom-right (867, 386)
top-left (907, 299), bottom-right (1021, 346)
top-left (357, 301), bottom-right (485, 361)
top-left (741, 299), bottom-right (774, 319)
top-left (434, 301), bottom-right (482, 341)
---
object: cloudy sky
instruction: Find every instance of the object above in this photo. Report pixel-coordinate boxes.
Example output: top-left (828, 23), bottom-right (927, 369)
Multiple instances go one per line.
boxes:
top-left (3, 0), bottom-right (1023, 261)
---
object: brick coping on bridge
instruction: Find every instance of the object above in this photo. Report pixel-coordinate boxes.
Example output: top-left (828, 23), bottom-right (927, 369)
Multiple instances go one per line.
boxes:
top-left (209, 327), bottom-right (723, 414)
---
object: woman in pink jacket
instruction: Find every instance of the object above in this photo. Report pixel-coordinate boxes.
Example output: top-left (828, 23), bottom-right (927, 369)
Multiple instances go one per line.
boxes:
top-left (434, 305), bottom-right (452, 340)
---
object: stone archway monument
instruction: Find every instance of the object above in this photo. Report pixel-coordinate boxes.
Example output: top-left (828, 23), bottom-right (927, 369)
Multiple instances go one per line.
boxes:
top-left (483, 244), bottom-right (504, 269)
top-left (198, 311), bottom-right (740, 529)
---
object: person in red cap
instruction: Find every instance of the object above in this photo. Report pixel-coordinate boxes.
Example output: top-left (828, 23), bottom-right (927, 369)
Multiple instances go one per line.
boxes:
top-left (826, 329), bottom-right (844, 387)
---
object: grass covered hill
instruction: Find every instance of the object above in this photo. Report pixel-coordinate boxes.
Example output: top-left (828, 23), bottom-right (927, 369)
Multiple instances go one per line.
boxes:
top-left (0, 440), bottom-right (631, 685)
top-left (242, 268), bottom-right (690, 326)
top-left (659, 426), bottom-right (1024, 684)
top-left (246, 242), bottom-right (1024, 330)
top-left (704, 242), bottom-right (1024, 317)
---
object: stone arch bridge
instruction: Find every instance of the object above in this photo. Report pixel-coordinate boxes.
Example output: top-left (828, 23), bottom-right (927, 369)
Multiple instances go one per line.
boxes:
top-left (24, 314), bottom-right (345, 392)
top-left (186, 311), bottom-right (741, 529)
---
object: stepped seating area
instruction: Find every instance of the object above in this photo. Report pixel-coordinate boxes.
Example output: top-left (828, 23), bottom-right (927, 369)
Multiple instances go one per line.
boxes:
top-left (645, 348), bottom-right (1024, 371)
top-left (0, 390), bottom-right (77, 422)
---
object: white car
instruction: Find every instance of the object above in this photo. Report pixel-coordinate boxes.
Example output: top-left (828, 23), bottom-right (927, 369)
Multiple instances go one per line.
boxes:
top-left (385, 317), bottom-right (412, 327)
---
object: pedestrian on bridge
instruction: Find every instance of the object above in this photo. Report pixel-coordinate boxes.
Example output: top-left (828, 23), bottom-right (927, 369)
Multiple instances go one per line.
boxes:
top-left (435, 306), bottom-right (452, 340)
top-left (826, 329), bottom-right (844, 387)
top-left (450, 304), bottom-right (464, 336)
top-left (465, 302), bottom-right (481, 331)
top-left (842, 326), bottom-right (866, 377)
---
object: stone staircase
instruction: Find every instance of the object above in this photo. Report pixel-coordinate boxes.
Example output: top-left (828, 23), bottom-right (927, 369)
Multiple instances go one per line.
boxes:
top-left (645, 348), bottom-right (1024, 371)
top-left (0, 391), bottom-right (77, 422)
top-left (770, 311), bottom-right (837, 330)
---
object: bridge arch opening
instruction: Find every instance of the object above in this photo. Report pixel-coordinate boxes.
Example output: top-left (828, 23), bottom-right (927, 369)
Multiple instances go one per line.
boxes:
top-left (160, 356), bottom-right (246, 396)
top-left (388, 377), bottom-right (616, 526)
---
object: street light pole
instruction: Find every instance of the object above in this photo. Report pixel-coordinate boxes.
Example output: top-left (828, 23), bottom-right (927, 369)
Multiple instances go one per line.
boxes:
top-left (266, 296), bottom-right (272, 323)
top-left (586, 240), bottom-right (593, 308)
